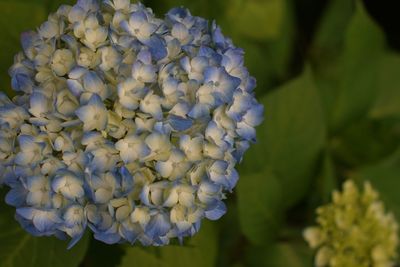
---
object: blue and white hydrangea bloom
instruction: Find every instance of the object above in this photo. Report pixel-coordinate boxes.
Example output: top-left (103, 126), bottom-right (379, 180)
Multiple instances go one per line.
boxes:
top-left (0, 0), bottom-right (263, 248)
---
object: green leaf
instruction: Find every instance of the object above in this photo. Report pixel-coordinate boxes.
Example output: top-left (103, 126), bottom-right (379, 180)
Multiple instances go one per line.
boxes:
top-left (331, 1), bottom-right (385, 130)
top-left (0, 1), bottom-right (46, 96)
top-left (47, 0), bottom-right (76, 12)
top-left (369, 52), bottom-right (400, 119)
top-left (310, 0), bottom-right (354, 119)
top-left (329, 118), bottom-right (400, 167)
top-left (237, 170), bottom-right (283, 245)
top-left (215, 201), bottom-right (243, 267)
top-left (262, 242), bottom-right (313, 267)
top-left (82, 238), bottom-right (126, 267)
top-left (0, 192), bottom-right (89, 267)
top-left (223, 0), bottom-right (285, 40)
top-left (316, 152), bottom-right (337, 203)
top-left (320, 1), bottom-right (385, 131)
top-left (240, 68), bottom-right (326, 207)
top-left (265, 0), bottom-right (295, 80)
top-left (119, 221), bottom-right (218, 267)
top-left (352, 164), bottom-right (400, 220)
top-left (311, 0), bottom-right (355, 67)
top-left (144, 0), bottom-right (223, 20)
top-left (350, 147), bottom-right (400, 218)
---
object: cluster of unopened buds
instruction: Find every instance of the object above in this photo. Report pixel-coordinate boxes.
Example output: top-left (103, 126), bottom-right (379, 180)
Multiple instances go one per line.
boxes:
top-left (304, 180), bottom-right (399, 267)
top-left (0, 0), bottom-right (263, 247)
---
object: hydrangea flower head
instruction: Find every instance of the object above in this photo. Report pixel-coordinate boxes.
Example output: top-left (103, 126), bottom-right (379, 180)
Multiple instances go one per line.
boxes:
top-left (0, 0), bottom-right (263, 247)
top-left (304, 180), bottom-right (399, 267)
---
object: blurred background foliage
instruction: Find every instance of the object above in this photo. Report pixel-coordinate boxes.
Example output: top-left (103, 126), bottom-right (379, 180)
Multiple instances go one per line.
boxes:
top-left (0, 0), bottom-right (400, 266)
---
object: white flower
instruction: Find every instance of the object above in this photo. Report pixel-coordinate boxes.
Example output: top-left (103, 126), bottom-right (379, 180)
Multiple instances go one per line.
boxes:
top-left (52, 170), bottom-right (84, 200)
top-left (121, 11), bottom-right (157, 42)
top-left (77, 47), bottom-right (100, 68)
top-left (51, 49), bottom-right (75, 76)
top-left (2, 1), bottom-right (263, 247)
top-left (99, 46), bottom-right (122, 71)
top-left (140, 91), bottom-right (163, 120)
top-left (145, 131), bottom-right (172, 161)
top-left (115, 134), bottom-right (150, 163)
top-left (131, 206), bottom-right (151, 229)
top-left (117, 78), bottom-right (146, 110)
top-left (15, 135), bottom-right (45, 166)
top-left (164, 184), bottom-right (195, 207)
top-left (75, 94), bottom-right (108, 131)
top-left (26, 175), bottom-right (51, 207)
top-left (155, 149), bottom-right (191, 180)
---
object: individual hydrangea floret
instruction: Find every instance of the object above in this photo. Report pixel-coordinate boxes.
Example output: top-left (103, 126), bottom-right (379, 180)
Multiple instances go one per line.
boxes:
top-left (0, 0), bottom-right (263, 247)
top-left (304, 180), bottom-right (399, 267)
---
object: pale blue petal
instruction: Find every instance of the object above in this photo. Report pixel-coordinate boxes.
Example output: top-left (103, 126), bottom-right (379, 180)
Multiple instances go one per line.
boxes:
top-left (16, 207), bottom-right (35, 220)
top-left (168, 115), bottom-right (193, 131)
top-left (144, 36), bottom-right (167, 61)
top-left (94, 232), bottom-right (121, 244)
top-left (244, 103), bottom-right (264, 127)
top-left (205, 200), bottom-right (226, 220)
top-left (12, 73), bottom-right (33, 92)
top-left (67, 79), bottom-right (84, 97)
top-left (67, 231), bottom-right (85, 249)
top-left (18, 135), bottom-right (34, 151)
top-left (188, 103), bottom-right (209, 119)
top-left (6, 187), bottom-right (27, 207)
top-left (83, 71), bottom-right (105, 94)
top-left (145, 213), bottom-right (171, 238)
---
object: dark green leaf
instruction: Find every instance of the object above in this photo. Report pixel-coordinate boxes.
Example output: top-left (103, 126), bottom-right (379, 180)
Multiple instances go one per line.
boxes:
top-left (369, 52), bottom-right (400, 119)
top-left (0, 190), bottom-right (89, 267)
top-left (222, 0), bottom-right (285, 41)
top-left (330, 118), bottom-right (400, 167)
top-left (237, 170), bottom-right (283, 245)
top-left (316, 152), bottom-right (337, 202)
top-left (119, 221), bottom-right (218, 267)
top-left (324, 1), bottom-right (385, 131)
top-left (0, 1), bottom-right (46, 96)
top-left (350, 147), bottom-right (400, 217)
top-left (262, 242), bottom-right (313, 267)
top-left (312, 1), bottom-right (386, 132)
top-left (352, 164), bottom-right (400, 220)
top-left (240, 68), bottom-right (326, 207)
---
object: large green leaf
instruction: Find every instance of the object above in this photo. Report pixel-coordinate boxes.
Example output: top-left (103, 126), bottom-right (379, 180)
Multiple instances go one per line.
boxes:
top-left (119, 221), bottom-right (218, 267)
top-left (237, 170), bottom-right (283, 245)
top-left (0, 1), bottom-right (46, 96)
top-left (312, 1), bottom-right (385, 132)
top-left (315, 152), bottom-right (337, 203)
top-left (351, 149), bottom-right (400, 219)
top-left (330, 1), bottom-right (385, 131)
top-left (240, 68), bottom-right (326, 207)
top-left (310, 0), bottom-right (354, 120)
top-left (82, 238), bottom-right (126, 267)
top-left (222, 0), bottom-right (285, 41)
top-left (311, 0), bottom-right (354, 67)
top-left (330, 118), bottom-right (400, 168)
top-left (0, 191), bottom-right (89, 267)
top-left (144, 0), bottom-right (223, 20)
top-left (262, 242), bottom-right (313, 267)
top-left (369, 52), bottom-right (400, 119)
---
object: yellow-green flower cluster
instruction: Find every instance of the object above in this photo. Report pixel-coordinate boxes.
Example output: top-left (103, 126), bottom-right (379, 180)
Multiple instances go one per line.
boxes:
top-left (304, 180), bottom-right (399, 267)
